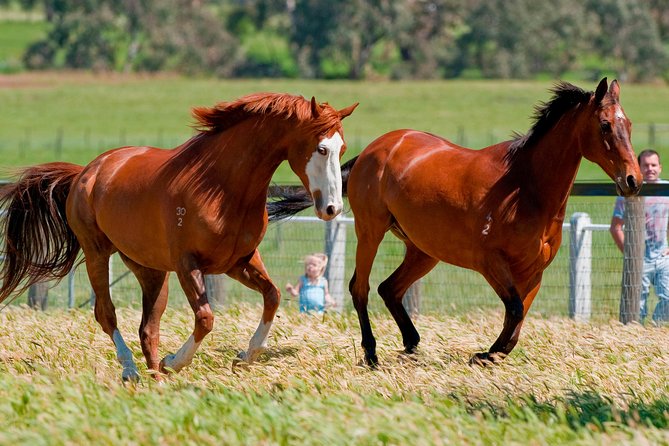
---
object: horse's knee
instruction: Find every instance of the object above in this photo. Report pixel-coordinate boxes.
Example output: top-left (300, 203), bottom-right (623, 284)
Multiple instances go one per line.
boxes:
top-left (348, 272), bottom-right (357, 294)
top-left (350, 278), bottom-right (370, 310)
top-left (377, 281), bottom-right (391, 300)
top-left (264, 286), bottom-right (280, 310)
top-left (378, 281), bottom-right (407, 310)
top-left (260, 286), bottom-right (280, 323)
top-left (139, 324), bottom-right (159, 346)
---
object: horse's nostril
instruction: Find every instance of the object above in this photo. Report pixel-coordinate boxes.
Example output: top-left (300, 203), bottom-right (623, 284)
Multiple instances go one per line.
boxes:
top-left (326, 205), bottom-right (336, 216)
top-left (626, 175), bottom-right (638, 190)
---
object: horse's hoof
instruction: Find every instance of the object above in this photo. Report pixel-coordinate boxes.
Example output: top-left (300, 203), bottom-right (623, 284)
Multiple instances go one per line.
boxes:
top-left (232, 351), bottom-right (249, 372)
top-left (365, 354), bottom-right (379, 369)
top-left (159, 355), bottom-right (176, 375)
top-left (404, 344), bottom-right (419, 355)
top-left (469, 351), bottom-right (507, 367)
top-left (398, 349), bottom-right (419, 363)
top-left (121, 368), bottom-right (141, 383)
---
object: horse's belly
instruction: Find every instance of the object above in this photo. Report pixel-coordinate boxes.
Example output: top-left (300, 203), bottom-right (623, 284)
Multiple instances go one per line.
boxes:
top-left (391, 209), bottom-right (482, 270)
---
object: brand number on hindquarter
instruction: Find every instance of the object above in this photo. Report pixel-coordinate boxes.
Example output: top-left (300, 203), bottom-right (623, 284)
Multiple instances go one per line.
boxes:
top-left (176, 207), bottom-right (187, 227)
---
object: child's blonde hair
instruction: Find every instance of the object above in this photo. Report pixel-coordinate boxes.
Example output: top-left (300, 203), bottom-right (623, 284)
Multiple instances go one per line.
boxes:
top-left (304, 253), bottom-right (328, 276)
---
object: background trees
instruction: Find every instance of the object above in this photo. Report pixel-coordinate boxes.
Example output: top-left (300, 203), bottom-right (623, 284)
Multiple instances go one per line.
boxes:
top-left (3, 0), bottom-right (669, 81)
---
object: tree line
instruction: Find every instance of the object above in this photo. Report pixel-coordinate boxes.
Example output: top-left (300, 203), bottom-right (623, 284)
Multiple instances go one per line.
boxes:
top-left (6, 0), bottom-right (669, 82)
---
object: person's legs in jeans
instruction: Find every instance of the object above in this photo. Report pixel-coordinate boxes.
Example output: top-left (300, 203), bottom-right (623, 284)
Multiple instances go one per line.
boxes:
top-left (640, 260), bottom-right (654, 321)
top-left (652, 256), bottom-right (669, 322)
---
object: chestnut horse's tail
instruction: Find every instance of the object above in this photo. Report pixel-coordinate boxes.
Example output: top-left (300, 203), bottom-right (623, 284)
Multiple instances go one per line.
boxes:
top-left (268, 156), bottom-right (358, 222)
top-left (0, 162), bottom-right (83, 304)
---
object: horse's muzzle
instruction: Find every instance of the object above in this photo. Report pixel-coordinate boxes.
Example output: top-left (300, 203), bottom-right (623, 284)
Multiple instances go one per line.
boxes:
top-left (316, 203), bottom-right (341, 221)
top-left (616, 174), bottom-right (642, 196)
top-left (312, 189), bottom-right (342, 221)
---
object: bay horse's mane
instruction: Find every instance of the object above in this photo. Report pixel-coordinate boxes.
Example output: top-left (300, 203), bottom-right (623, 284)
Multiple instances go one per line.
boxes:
top-left (506, 82), bottom-right (593, 162)
top-left (191, 92), bottom-right (341, 136)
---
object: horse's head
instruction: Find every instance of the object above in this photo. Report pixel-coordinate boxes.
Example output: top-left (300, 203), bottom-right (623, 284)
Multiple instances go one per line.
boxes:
top-left (288, 98), bottom-right (358, 221)
top-left (581, 78), bottom-right (642, 196)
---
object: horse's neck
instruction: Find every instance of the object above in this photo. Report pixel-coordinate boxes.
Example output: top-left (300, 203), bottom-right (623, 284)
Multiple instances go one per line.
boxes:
top-left (187, 121), bottom-right (289, 195)
top-left (511, 120), bottom-right (583, 219)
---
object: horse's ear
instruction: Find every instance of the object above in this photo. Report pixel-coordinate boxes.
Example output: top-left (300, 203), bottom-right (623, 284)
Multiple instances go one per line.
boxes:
top-left (338, 102), bottom-right (359, 119)
top-left (310, 96), bottom-right (322, 118)
top-left (594, 77), bottom-right (608, 103)
top-left (608, 79), bottom-right (620, 100)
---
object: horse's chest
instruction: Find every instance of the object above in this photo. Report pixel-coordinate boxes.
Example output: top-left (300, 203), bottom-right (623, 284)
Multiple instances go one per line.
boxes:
top-left (194, 216), bottom-right (265, 265)
top-left (533, 223), bottom-right (564, 270)
top-left (504, 218), bottom-right (563, 277)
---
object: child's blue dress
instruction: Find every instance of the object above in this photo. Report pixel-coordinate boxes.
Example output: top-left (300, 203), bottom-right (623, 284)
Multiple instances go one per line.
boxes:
top-left (299, 276), bottom-right (327, 313)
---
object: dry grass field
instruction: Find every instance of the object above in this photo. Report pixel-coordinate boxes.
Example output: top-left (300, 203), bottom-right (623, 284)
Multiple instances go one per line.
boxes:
top-left (0, 304), bottom-right (667, 445)
top-left (1, 72), bottom-right (669, 445)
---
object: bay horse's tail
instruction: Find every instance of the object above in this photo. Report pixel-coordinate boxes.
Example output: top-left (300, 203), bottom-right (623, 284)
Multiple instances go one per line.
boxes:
top-left (268, 156), bottom-right (359, 222)
top-left (0, 162), bottom-right (83, 304)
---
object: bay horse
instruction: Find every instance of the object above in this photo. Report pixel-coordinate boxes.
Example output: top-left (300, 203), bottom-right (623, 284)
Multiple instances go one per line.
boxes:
top-left (269, 78), bottom-right (641, 366)
top-left (0, 93), bottom-right (357, 381)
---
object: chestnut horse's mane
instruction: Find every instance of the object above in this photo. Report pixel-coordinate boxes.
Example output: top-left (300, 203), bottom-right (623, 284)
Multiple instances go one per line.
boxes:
top-left (191, 93), bottom-right (341, 136)
top-left (506, 82), bottom-right (593, 162)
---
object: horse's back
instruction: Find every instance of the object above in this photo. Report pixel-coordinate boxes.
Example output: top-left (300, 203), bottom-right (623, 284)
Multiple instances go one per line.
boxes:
top-left (353, 129), bottom-right (506, 209)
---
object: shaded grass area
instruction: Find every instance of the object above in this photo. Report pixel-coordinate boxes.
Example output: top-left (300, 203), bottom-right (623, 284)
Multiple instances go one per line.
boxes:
top-left (0, 305), bottom-right (667, 444)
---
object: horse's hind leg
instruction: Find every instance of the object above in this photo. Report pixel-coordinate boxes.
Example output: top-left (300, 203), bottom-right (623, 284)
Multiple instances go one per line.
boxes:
top-left (84, 248), bottom-right (140, 382)
top-left (69, 197), bottom-right (139, 381)
top-left (119, 254), bottom-right (169, 378)
top-left (226, 250), bottom-right (280, 365)
top-left (349, 220), bottom-right (388, 367)
top-left (161, 255), bottom-right (213, 374)
top-left (378, 242), bottom-right (438, 355)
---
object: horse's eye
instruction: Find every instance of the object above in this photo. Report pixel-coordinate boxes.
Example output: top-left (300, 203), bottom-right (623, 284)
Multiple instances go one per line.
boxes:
top-left (317, 146), bottom-right (328, 156)
top-left (600, 122), bottom-right (612, 134)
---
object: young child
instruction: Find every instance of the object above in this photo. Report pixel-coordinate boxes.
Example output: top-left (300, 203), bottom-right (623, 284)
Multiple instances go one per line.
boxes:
top-left (285, 253), bottom-right (333, 313)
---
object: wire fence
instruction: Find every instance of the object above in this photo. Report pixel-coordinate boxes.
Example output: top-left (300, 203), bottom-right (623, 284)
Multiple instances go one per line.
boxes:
top-left (6, 193), bottom-right (667, 325)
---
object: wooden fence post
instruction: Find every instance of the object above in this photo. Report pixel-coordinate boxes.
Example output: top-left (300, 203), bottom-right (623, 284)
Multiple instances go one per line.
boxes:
top-left (68, 268), bottom-right (76, 308)
top-left (402, 281), bottom-right (421, 318)
top-left (27, 282), bottom-right (49, 311)
top-left (324, 217), bottom-right (347, 312)
top-left (620, 196), bottom-right (644, 323)
top-left (205, 274), bottom-right (228, 310)
top-left (569, 212), bottom-right (592, 322)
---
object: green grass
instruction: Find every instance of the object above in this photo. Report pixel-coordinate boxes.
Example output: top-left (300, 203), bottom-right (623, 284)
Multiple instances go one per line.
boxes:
top-left (0, 305), bottom-right (667, 445)
top-left (1, 73), bottom-right (669, 182)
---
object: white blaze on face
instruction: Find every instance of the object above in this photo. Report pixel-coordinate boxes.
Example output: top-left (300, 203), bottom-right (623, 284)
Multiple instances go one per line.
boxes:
top-left (614, 105), bottom-right (627, 122)
top-left (305, 132), bottom-right (344, 219)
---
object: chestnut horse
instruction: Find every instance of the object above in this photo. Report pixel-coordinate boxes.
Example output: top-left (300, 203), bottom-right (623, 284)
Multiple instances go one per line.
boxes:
top-left (0, 93), bottom-right (357, 381)
top-left (269, 79), bottom-right (641, 366)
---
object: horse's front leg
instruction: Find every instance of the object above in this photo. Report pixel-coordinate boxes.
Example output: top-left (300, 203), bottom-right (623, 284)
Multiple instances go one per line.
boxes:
top-left (160, 256), bottom-right (214, 374)
top-left (226, 250), bottom-right (280, 366)
top-left (471, 268), bottom-right (542, 366)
